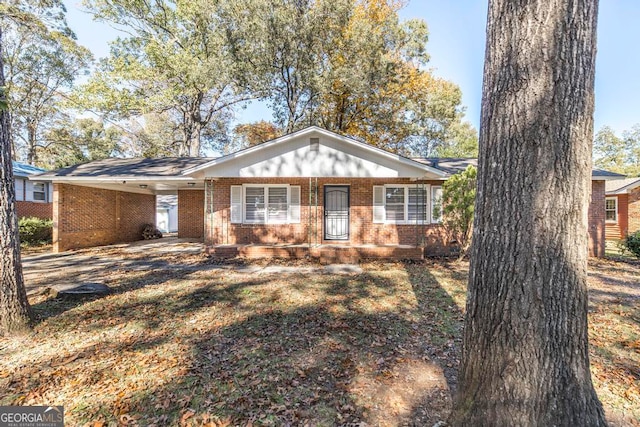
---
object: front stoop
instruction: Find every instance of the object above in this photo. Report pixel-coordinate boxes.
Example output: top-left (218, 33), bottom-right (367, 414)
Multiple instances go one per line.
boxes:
top-left (205, 244), bottom-right (424, 262)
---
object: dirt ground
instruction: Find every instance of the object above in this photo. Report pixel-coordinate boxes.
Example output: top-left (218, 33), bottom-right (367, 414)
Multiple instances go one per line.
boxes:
top-left (2, 238), bottom-right (637, 426)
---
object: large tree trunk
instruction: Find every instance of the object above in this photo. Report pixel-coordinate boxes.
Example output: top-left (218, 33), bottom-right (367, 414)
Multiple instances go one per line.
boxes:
top-left (449, 1), bottom-right (606, 425)
top-left (0, 25), bottom-right (33, 335)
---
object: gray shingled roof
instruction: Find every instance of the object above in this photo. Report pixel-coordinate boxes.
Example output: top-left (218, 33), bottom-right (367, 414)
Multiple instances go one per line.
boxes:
top-left (605, 177), bottom-right (640, 194)
top-left (415, 158), bottom-right (625, 179)
top-left (35, 157), bottom-right (214, 178)
top-left (413, 158), bottom-right (477, 174)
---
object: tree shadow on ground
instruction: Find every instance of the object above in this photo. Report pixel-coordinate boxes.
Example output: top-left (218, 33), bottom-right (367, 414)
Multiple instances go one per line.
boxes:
top-left (5, 260), bottom-right (466, 426)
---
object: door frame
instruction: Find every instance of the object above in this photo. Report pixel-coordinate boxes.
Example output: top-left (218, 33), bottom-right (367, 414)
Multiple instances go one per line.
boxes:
top-left (323, 185), bottom-right (350, 241)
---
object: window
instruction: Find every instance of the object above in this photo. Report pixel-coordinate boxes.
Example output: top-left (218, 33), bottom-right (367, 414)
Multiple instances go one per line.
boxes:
top-left (431, 186), bottom-right (443, 223)
top-left (32, 182), bottom-right (46, 202)
top-left (15, 179), bottom-right (24, 201)
top-left (373, 185), bottom-right (432, 224)
top-left (232, 185), bottom-right (301, 224)
top-left (605, 197), bottom-right (617, 223)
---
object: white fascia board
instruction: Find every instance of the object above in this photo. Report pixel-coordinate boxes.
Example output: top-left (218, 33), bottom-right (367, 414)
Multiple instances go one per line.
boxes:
top-left (182, 126), bottom-right (448, 178)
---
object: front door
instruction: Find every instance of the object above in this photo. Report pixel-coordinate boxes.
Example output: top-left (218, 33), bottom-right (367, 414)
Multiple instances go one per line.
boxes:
top-left (324, 186), bottom-right (350, 240)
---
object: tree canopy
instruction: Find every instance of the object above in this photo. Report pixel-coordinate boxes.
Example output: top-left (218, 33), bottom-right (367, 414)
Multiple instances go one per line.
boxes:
top-left (593, 125), bottom-right (640, 176)
top-left (70, 0), bottom-right (477, 158)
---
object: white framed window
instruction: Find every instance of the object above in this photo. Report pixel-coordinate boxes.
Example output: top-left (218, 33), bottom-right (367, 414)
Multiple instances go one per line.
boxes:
top-left (15, 178), bottom-right (24, 201)
top-left (32, 182), bottom-right (47, 202)
top-left (231, 184), bottom-right (301, 224)
top-left (373, 184), bottom-right (434, 224)
top-left (605, 197), bottom-right (617, 223)
top-left (431, 186), bottom-right (443, 223)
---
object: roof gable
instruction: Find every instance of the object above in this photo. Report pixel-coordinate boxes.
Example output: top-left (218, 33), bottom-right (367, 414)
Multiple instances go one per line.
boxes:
top-left (605, 177), bottom-right (640, 194)
top-left (184, 127), bottom-right (446, 179)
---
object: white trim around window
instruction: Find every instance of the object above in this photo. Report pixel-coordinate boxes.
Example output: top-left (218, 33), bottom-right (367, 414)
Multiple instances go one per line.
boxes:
top-left (231, 184), bottom-right (301, 225)
top-left (373, 184), bottom-right (435, 225)
top-left (605, 197), bottom-right (618, 223)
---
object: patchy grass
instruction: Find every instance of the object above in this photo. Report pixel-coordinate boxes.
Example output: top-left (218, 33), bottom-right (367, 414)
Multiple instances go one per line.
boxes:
top-left (1, 249), bottom-right (638, 426)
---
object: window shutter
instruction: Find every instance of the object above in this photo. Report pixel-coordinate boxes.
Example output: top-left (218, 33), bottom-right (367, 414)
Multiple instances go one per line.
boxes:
top-left (373, 186), bottom-right (385, 223)
top-left (289, 186), bottom-right (301, 223)
top-left (431, 186), bottom-right (443, 223)
top-left (25, 181), bottom-right (34, 202)
top-left (230, 186), bottom-right (242, 223)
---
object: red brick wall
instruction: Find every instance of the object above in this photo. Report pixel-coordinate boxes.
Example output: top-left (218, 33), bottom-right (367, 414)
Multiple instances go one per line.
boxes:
top-left (16, 201), bottom-right (52, 219)
top-left (53, 183), bottom-right (156, 252)
top-left (605, 194), bottom-right (628, 240)
top-left (629, 187), bottom-right (640, 235)
top-left (588, 180), bottom-right (606, 257)
top-left (178, 190), bottom-right (204, 239)
top-left (204, 178), bottom-right (452, 255)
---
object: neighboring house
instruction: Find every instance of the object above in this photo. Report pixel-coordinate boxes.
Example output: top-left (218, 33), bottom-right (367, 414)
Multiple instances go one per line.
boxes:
top-left (157, 195), bottom-right (178, 233)
top-left (604, 177), bottom-right (640, 240)
top-left (36, 126), bottom-right (622, 259)
top-left (13, 161), bottom-right (53, 219)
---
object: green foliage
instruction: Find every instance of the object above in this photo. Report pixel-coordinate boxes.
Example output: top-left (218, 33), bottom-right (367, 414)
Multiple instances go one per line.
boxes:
top-left (442, 165), bottom-right (477, 255)
top-left (40, 118), bottom-right (122, 168)
top-left (434, 120), bottom-right (479, 158)
top-left (76, 0), bottom-right (253, 156)
top-left (3, 0), bottom-right (93, 164)
top-left (222, 0), bottom-right (469, 156)
top-left (622, 231), bottom-right (640, 258)
top-left (18, 217), bottom-right (53, 245)
top-left (594, 125), bottom-right (640, 177)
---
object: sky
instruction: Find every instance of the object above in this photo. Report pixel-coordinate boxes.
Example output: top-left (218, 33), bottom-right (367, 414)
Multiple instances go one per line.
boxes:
top-left (63, 0), bottom-right (640, 135)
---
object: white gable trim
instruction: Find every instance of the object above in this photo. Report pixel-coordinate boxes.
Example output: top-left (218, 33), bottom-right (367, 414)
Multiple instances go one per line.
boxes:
top-left (182, 126), bottom-right (447, 178)
top-left (606, 178), bottom-right (640, 195)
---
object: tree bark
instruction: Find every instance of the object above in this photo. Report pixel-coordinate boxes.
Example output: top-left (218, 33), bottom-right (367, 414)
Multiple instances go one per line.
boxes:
top-left (0, 25), bottom-right (33, 335)
top-left (449, 1), bottom-right (606, 426)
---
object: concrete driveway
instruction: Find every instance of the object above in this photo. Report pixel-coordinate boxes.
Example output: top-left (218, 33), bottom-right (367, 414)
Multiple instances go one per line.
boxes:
top-left (21, 237), bottom-right (362, 295)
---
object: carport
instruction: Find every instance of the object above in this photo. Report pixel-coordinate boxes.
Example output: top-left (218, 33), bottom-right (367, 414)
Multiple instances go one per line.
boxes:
top-left (35, 158), bottom-right (212, 252)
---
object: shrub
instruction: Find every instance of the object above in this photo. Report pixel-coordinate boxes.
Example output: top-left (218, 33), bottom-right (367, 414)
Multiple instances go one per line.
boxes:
top-left (141, 223), bottom-right (163, 240)
top-left (18, 217), bottom-right (53, 245)
top-left (622, 231), bottom-right (640, 258)
top-left (442, 165), bottom-right (477, 256)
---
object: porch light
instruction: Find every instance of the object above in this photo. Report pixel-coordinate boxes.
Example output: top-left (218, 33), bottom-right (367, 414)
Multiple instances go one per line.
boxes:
top-left (139, 184), bottom-right (148, 189)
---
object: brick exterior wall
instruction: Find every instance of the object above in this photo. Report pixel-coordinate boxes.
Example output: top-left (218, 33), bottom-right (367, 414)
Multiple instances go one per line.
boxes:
top-left (16, 201), bottom-right (52, 219)
top-left (53, 183), bottom-right (156, 252)
top-left (204, 178), bottom-right (453, 256)
top-left (178, 190), bottom-right (204, 239)
top-left (588, 180), bottom-right (606, 257)
top-left (628, 187), bottom-right (640, 235)
top-left (605, 194), bottom-right (628, 240)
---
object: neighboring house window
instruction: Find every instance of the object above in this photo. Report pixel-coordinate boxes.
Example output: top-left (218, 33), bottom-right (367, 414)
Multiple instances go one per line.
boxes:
top-left (32, 182), bottom-right (47, 202)
top-left (231, 185), bottom-right (301, 224)
top-left (373, 185), bottom-right (435, 224)
top-left (605, 197), bottom-right (617, 223)
top-left (15, 178), bottom-right (24, 201)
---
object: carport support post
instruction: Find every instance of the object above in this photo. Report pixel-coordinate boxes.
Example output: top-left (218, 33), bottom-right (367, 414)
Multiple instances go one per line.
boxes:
top-left (52, 183), bottom-right (60, 252)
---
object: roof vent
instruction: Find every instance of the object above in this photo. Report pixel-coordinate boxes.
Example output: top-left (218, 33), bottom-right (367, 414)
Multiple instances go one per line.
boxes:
top-left (310, 138), bottom-right (319, 152)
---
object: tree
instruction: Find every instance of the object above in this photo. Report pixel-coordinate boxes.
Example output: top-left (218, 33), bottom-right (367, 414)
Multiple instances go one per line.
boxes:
top-left (0, 11), bottom-right (33, 335)
top-left (441, 165), bottom-right (476, 256)
top-left (3, 25), bottom-right (92, 165)
top-left (222, 0), bottom-right (473, 156)
top-left (593, 125), bottom-right (640, 176)
top-left (77, 0), bottom-right (256, 156)
top-left (434, 120), bottom-right (478, 158)
top-left (449, 1), bottom-right (606, 425)
top-left (233, 121), bottom-right (281, 150)
top-left (40, 117), bottom-right (123, 169)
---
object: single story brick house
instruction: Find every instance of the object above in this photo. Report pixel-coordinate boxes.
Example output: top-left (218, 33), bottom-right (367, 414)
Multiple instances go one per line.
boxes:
top-left (35, 126), bottom-right (622, 260)
top-left (13, 161), bottom-right (53, 219)
top-left (604, 177), bottom-right (640, 240)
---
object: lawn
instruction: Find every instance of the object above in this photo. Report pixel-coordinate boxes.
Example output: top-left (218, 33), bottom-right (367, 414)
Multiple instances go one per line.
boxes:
top-left (1, 250), bottom-right (638, 426)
